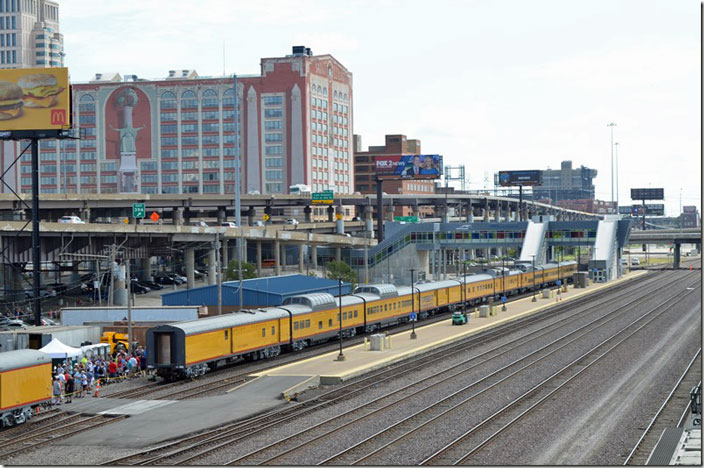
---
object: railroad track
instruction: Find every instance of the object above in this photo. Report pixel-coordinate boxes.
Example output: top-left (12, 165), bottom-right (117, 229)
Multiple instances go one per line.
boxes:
top-left (105, 270), bottom-right (681, 465)
top-left (0, 414), bottom-right (127, 461)
top-left (623, 348), bottom-right (702, 465)
top-left (96, 274), bottom-right (631, 403)
top-left (416, 278), bottom-right (700, 466)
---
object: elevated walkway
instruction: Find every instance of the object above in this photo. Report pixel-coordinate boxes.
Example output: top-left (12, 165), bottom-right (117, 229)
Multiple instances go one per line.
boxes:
top-left (589, 217), bottom-right (620, 282)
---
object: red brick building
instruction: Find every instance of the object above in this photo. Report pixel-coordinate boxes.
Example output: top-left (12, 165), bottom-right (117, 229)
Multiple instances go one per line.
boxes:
top-left (6, 46), bottom-right (354, 205)
top-left (353, 134), bottom-right (436, 217)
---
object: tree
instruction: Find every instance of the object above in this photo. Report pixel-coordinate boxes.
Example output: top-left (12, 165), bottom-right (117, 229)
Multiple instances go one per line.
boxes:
top-left (325, 260), bottom-right (357, 289)
top-left (224, 260), bottom-right (257, 281)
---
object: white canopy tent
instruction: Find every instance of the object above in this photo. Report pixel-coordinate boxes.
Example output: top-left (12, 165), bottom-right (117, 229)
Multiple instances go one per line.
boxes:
top-left (39, 338), bottom-right (82, 359)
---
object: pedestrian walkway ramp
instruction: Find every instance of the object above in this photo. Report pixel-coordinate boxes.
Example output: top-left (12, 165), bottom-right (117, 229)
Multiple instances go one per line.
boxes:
top-left (519, 221), bottom-right (547, 264)
top-left (590, 217), bottom-right (620, 281)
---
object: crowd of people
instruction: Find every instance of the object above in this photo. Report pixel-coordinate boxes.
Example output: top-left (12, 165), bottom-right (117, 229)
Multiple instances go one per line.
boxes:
top-left (51, 346), bottom-right (148, 405)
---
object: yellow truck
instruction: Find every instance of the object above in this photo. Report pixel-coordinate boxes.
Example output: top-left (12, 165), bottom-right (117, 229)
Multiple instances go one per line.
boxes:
top-left (100, 332), bottom-right (130, 355)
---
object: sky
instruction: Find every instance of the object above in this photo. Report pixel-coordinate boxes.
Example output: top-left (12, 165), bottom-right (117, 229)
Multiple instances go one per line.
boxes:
top-left (60, 0), bottom-right (700, 217)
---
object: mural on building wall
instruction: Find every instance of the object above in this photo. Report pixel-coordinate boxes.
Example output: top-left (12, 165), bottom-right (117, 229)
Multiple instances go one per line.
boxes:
top-left (105, 87), bottom-right (152, 193)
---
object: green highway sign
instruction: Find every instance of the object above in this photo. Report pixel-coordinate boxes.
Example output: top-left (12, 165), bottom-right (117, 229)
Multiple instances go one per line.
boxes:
top-left (132, 203), bottom-right (146, 219)
top-left (312, 190), bottom-right (334, 204)
top-left (394, 216), bottom-right (419, 223)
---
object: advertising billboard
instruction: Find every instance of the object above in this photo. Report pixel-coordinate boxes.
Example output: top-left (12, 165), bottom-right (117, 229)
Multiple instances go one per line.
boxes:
top-left (375, 154), bottom-right (443, 180)
top-left (498, 170), bottom-right (542, 186)
top-left (630, 188), bottom-right (664, 200)
top-left (683, 205), bottom-right (697, 214)
top-left (0, 67), bottom-right (70, 131)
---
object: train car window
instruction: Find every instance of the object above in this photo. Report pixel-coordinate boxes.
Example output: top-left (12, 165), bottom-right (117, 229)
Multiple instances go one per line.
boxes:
top-left (384, 304), bottom-right (388, 311)
top-left (294, 322), bottom-right (299, 330)
top-left (329, 319), bottom-right (333, 327)
top-left (343, 312), bottom-right (347, 320)
top-left (272, 326), bottom-right (275, 335)
top-left (318, 321), bottom-right (322, 329)
top-left (354, 310), bottom-right (358, 317)
top-left (261, 328), bottom-right (266, 337)
top-left (225, 330), bottom-right (229, 339)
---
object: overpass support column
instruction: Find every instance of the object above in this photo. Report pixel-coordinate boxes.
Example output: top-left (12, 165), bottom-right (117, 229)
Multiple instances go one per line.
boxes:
top-left (466, 202), bottom-right (473, 222)
top-left (495, 201), bottom-right (501, 222)
top-left (248, 207), bottom-right (255, 226)
top-left (327, 206), bottom-right (334, 222)
top-left (207, 248), bottom-right (216, 285)
top-left (139, 258), bottom-right (152, 282)
top-left (185, 248), bottom-right (195, 289)
top-left (311, 245), bottom-right (318, 271)
top-left (674, 243), bottom-right (681, 269)
top-left (81, 208), bottom-right (91, 223)
top-left (113, 262), bottom-right (127, 306)
top-left (483, 198), bottom-right (490, 222)
top-left (299, 244), bottom-right (305, 273)
top-left (174, 208), bottom-right (184, 226)
top-left (412, 205), bottom-right (420, 220)
top-left (256, 241), bottom-right (262, 277)
top-left (304, 206), bottom-right (312, 224)
top-left (507, 204), bottom-right (513, 222)
top-left (274, 240), bottom-right (281, 276)
top-left (385, 205), bottom-right (395, 222)
top-left (335, 246), bottom-right (342, 262)
top-left (217, 207), bottom-right (226, 225)
top-left (222, 239), bottom-right (229, 270)
top-left (364, 206), bottom-right (374, 235)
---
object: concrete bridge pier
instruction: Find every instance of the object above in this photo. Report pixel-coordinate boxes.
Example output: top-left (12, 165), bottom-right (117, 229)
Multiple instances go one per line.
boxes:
top-left (274, 240), bottom-right (281, 276)
top-left (336, 246), bottom-right (342, 262)
top-left (3, 264), bottom-right (25, 302)
top-left (304, 206), bottom-right (312, 223)
top-left (466, 202), bottom-right (474, 222)
top-left (673, 243), bottom-right (681, 269)
top-left (412, 205), bottom-right (420, 220)
top-left (299, 244), bottom-right (305, 273)
top-left (217, 207), bottom-right (226, 225)
top-left (484, 198), bottom-right (490, 222)
top-left (494, 201), bottom-right (501, 222)
top-left (185, 248), bottom-right (195, 289)
top-left (139, 258), bottom-right (152, 282)
top-left (385, 205), bottom-right (395, 222)
top-left (327, 206), bottom-right (334, 222)
top-left (173, 208), bottom-right (184, 226)
top-left (222, 239), bottom-right (229, 270)
top-left (311, 245), bottom-right (318, 271)
top-left (248, 207), bottom-right (256, 226)
top-left (113, 262), bottom-right (127, 306)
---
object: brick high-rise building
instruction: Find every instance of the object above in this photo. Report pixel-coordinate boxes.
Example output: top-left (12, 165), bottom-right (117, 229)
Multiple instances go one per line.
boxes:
top-left (9, 46), bottom-right (354, 203)
top-left (354, 134), bottom-right (436, 217)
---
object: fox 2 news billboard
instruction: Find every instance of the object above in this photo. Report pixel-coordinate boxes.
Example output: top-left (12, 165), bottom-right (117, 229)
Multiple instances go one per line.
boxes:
top-left (0, 67), bottom-right (71, 131)
top-left (375, 154), bottom-right (443, 180)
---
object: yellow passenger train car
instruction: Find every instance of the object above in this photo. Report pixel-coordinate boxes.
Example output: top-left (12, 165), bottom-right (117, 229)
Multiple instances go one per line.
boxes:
top-left (147, 261), bottom-right (577, 379)
top-left (0, 349), bottom-right (52, 427)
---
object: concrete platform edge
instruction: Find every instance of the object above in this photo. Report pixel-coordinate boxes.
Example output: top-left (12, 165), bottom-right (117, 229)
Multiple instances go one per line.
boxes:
top-left (316, 270), bottom-right (649, 384)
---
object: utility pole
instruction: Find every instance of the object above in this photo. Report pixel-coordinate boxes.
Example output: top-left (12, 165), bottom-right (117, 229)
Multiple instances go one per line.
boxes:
top-left (125, 260), bottom-right (132, 355)
top-left (95, 259), bottom-right (101, 307)
top-left (216, 233), bottom-right (222, 315)
top-left (607, 122), bottom-right (617, 206)
top-left (336, 278), bottom-right (345, 361)
top-left (109, 244), bottom-right (116, 307)
top-left (531, 254), bottom-right (537, 302)
top-left (410, 268), bottom-right (417, 339)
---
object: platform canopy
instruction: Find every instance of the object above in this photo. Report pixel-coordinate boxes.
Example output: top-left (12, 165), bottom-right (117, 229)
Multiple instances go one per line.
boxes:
top-left (39, 337), bottom-right (82, 359)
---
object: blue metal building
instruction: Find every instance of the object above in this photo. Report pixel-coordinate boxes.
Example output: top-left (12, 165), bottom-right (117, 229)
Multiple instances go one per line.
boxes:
top-left (161, 274), bottom-right (351, 308)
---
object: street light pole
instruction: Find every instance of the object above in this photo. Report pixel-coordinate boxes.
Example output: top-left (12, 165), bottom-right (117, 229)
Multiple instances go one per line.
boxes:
top-left (336, 278), bottom-right (345, 361)
top-left (614, 141), bottom-right (620, 211)
top-left (410, 268), bottom-right (417, 339)
top-left (501, 256), bottom-right (506, 311)
top-left (462, 261), bottom-right (467, 317)
top-left (531, 254), bottom-right (537, 302)
top-left (557, 247), bottom-right (561, 294)
top-left (607, 122), bottom-right (617, 206)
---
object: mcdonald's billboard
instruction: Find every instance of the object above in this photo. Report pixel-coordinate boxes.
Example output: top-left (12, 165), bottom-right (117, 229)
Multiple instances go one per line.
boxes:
top-left (0, 67), bottom-right (71, 131)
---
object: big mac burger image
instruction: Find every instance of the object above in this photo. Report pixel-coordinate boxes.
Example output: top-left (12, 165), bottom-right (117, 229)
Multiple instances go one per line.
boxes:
top-left (17, 73), bottom-right (62, 108)
top-left (0, 81), bottom-right (23, 119)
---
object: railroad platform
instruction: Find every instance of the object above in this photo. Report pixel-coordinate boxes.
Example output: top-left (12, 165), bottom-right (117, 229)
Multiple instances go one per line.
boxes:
top-left (58, 375), bottom-right (308, 448)
top-left (254, 270), bottom-right (649, 396)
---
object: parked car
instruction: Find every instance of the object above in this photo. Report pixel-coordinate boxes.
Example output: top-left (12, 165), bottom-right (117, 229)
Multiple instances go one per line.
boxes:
top-left (631, 257), bottom-right (640, 265)
top-left (130, 280), bottom-right (151, 295)
top-left (252, 221), bottom-right (265, 227)
top-left (6, 319), bottom-right (29, 329)
top-left (352, 216), bottom-right (361, 221)
top-left (285, 218), bottom-right (299, 225)
top-left (620, 258), bottom-right (628, 266)
top-left (193, 221), bottom-right (208, 227)
top-left (171, 273), bottom-right (187, 283)
top-left (139, 280), bottom-right (163, 291)
top-left (155, 275), bottom-right (179, 285)
top-left (221, 222), bottom-right (238, 228)
top-left (193, 270), bottom-right (204, 280)
top-left (58, 216), bottom-right (85, 224)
